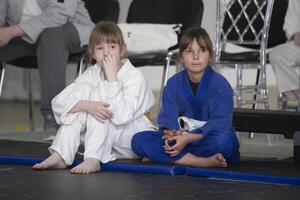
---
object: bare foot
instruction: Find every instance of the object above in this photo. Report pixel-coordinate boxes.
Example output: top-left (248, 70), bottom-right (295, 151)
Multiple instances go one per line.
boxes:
top-left (202, 153), bottom-right (227, 168)
top-left (32, 152), bottom-right (67, 170)
top-left (142, 157), bottom-right (151, 162)
top-left (70, 158), bottom-right (100, 174)
top-left (174, 153), bottom-right (227, 168)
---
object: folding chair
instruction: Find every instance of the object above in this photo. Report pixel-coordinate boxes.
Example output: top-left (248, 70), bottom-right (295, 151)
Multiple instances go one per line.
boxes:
top-left (0, 0), bottom-right (120, 131)
top-left (125, 0), bottom-right (204, 108)
top-left (213, 0), bottom-right (275, 109)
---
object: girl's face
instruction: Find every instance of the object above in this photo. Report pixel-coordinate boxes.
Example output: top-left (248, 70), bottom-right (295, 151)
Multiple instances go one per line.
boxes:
top-left (180, 39), bottom-right (211, 75)
top-left (93, 41), bottom-right (125, 67)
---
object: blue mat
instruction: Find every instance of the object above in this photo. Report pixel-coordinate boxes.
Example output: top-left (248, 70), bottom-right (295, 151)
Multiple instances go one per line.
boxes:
top-left (1, 155), bottom-right (300, 185)
top-left (186, 167), bottom-right (300, 186)
top-left (0, 155), bottom-right (185, 176)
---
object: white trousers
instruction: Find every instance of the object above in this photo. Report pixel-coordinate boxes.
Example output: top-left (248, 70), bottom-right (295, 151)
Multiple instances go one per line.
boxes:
top-left (269, 41), bottom-right (300, 93)
top-left (49, 111), bottom-right (139, 165)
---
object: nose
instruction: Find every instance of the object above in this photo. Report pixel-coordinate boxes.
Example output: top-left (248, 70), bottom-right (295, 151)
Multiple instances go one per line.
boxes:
top-left (103, 47), bottom-right (110, 56)
top-left (193, 52), bottom-right (199, 59)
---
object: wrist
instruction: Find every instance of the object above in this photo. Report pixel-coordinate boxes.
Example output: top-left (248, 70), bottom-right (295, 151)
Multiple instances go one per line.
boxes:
top-left (105, 73), bottom-right (118, 82)
top-left (9, 25), bottom-right (25, 38)
top-left (80, 100), bottom-right (91, 112)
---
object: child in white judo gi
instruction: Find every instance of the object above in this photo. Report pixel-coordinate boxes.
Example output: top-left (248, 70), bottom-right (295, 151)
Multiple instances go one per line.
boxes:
top-left (33, 21), bottom-right (156, 174)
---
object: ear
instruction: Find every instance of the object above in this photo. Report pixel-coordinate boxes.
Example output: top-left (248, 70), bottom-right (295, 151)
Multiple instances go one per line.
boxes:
top-left (179, 55), bottom-right (184, 64)
top-left (209, 54), bottom-right (213, 63)
top-left (121, 44), bottom-right (127, 58)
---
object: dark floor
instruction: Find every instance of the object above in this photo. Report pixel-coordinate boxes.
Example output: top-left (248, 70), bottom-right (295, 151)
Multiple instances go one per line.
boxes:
top-left (0, 140), bottom-right (300, 200)
top-left (1, 164), bottom-right (300, 200)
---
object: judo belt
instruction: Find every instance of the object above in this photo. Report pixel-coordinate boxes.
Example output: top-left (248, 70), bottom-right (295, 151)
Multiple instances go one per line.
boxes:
top-left (1, 155), bottom-right (300, 185)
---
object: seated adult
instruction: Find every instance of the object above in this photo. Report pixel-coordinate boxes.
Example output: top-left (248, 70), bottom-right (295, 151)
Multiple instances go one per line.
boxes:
top-left (0, 0), bottom-right (94, 140)
top-left (270, 0), bottom-right (300, 99)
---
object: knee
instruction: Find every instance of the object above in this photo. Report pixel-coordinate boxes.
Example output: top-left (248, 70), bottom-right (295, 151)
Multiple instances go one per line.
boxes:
top-left (217, 133), bottom-right (238, 158)
top-left (131, 131), bottom-right (156, 155)
top-left (131, 131), bottom-right (147, 148)
top-left (37, 27), bottom-right (65, 47)
top-left (269, 44), bottom-right (287, 64)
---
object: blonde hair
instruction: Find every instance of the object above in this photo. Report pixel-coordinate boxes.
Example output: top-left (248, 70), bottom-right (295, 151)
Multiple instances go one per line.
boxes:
top-left (87, 21), bottom-right (126, 64)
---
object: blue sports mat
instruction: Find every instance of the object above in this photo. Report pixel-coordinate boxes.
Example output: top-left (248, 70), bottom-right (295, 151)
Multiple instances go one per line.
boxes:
top-left (186, 166), bottom-right (300, 185)
top-left (0, 155), bottom-right (185, 176)
top-left (0, 140), bottom-right (300, 185)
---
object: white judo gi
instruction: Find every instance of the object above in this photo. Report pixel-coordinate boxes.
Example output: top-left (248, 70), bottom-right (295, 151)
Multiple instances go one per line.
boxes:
top-left (269, 0), bottom-right (300, 93)
top-left (49, 59), bottom-right (156, 165)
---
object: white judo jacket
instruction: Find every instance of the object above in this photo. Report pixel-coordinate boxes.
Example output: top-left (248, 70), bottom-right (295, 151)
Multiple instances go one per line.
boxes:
top-left (52, 59), bottom-right (155, 127)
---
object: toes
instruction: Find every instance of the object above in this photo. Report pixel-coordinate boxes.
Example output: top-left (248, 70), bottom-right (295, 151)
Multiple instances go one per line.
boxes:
top-left (32, 162), bottom-right (45, 170)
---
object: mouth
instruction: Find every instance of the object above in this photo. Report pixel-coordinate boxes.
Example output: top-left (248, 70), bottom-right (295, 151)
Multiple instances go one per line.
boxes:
top-left (191, 63), bottom-right (202, 66)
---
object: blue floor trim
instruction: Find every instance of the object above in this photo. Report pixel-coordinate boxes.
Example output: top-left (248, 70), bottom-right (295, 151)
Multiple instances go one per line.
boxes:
top-left (0, 155), bottom-right (81, 168)
top-left (0, 155), bottom-right (43, 166)
top-left (1, 155), bottom-right (300, 185)
top-left (0, 155), bottom-right (184, 175)
top-left (186, 167), bottom-right (300, 186)
top-left (101, 162), bottom-right (185, 176)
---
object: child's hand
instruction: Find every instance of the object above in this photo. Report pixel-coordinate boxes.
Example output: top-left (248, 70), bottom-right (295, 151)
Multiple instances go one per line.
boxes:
top-left (162, 129), bottom-right (185, 150)
top-left (294, 32), bottom-right (300, 46)
top-left (86, 101), bottom-right (113, 123)
top-left (162, 129), bottom-right (184, 139)
top-left (164, 133), bottom-right (188, 156)
top-left (102, 54), bottom-right (119, 81)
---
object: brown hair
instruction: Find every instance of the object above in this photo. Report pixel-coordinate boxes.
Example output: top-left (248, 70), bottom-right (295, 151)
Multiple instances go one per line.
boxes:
top-left (87, 21), bottom-right (126, 64)
top-left (178, 27), bottom-right (213, 60)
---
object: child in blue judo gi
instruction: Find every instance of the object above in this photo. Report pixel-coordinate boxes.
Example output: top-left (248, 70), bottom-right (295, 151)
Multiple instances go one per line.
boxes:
top-left (131, 27), bottom-right (240, 168)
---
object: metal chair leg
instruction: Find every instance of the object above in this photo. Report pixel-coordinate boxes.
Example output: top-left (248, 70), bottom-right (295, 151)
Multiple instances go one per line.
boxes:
top-left (236, 64), bottom-right (243, 108)
top-left (158, 51), bottom-right (174, 111)
top-left (0, 63), bottom-right (6, 96)
top-left (26, 69), bottom-right (35, 131)
top-left (77, 54), bottom-right (87, 75)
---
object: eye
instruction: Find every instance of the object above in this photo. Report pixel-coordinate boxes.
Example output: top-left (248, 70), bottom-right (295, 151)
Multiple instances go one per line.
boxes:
top-left (110, 44), bottom-right (116, 49)
top-left (95, 46), bottom-right (103, 50)
top-left (185, 49), bottom-right (192, 54)
top-left (199, 48), bottom-right (207, 53)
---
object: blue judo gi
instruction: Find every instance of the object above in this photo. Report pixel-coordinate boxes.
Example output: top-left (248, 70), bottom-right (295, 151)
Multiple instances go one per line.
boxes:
top-left (131, 66), bottom-right (240, 165)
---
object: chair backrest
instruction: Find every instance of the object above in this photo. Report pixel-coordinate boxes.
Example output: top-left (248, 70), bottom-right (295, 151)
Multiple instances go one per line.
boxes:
top-left (82, 0), bottom-right (120, 23)
top-left (214, 0), bottom-right (275, 62)
top-left (219, 0), bottom-right (288, 50)
top-left (126, 0), bottom-right (204, 35)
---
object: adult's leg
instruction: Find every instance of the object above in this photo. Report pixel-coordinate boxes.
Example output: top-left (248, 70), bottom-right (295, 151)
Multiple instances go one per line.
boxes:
top-left (36, 23), bottom-right (83, 139)
top-left (269, 41), bottom-right (300, 93)
top-left (33, 112), bottom-right (87, 170)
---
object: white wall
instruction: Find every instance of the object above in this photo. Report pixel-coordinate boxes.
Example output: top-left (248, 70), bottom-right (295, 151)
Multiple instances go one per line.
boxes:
top-left (1, 0), bottom-right (278, 101)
